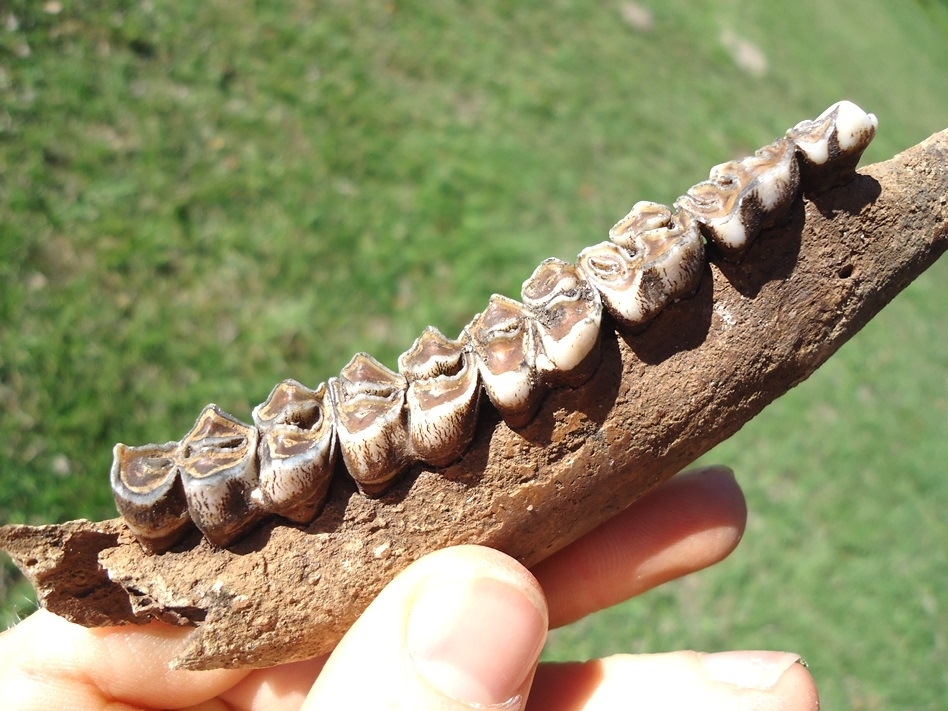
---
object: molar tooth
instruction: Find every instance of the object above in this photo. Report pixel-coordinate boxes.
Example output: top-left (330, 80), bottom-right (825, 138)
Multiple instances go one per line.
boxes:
top-left (110, 441), bottom-right (192, 553)
top-left (251, 380), bottom-right (336, 524)
top-left (398, 327), bottom-right (481, 467)
top-left (465, 294), bottom-right (542, 428)
top-left (178, 404), bottom-right (261, 547)
top-left (675, 138), bottom-right (799, 260)
top-left (578, 203), bottom-right (704, 330)
top-left (786, 100), bottom-right (877, 191)
top-left (521, 258), bottom-right (602, 387)
top-left (328, 353), bottom-right (411, 496)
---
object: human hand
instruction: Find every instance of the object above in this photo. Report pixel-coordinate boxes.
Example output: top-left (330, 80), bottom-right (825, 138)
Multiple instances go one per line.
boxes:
top-left (0, 466), bottom-right (818, 710)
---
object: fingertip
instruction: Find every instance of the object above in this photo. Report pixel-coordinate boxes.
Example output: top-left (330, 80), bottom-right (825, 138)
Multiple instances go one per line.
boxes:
top-left (306, 545), bottom-right (548, 710)
top-left (536, 465), bottom-right (748, 627)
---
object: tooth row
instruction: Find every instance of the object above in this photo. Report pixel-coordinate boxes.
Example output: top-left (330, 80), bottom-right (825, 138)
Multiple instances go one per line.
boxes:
top-left (111, 100), bottom-right (877, 552)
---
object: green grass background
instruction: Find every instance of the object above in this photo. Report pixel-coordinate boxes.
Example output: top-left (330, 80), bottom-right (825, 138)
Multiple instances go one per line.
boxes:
top-left (1, 1), bottom-right (946, 707)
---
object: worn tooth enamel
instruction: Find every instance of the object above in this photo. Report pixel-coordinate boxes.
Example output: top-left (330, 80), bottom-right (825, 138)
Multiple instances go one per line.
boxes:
top-left (178, 404), bottom-right (261, 547)
top-left (578, 203), bottom-right (704, 330)
top-left (521, 258), bottom-right (602, 387)
top-left (102, 101), bottom-right (878, 553)
top-left (465, 294), bottom-right (542, 428)
top-left (251, 380), bottom-right (336, 524)
top-left (328, 353), bottom-right (412, 496)
top-left (110, 441), bottom-right (192, 553)
top-left (398, 327), bottom-right (481, 467)
top-left (786, 100), bottom-right (878, 190)
top-left (675, 138), bottom-right (800, 259)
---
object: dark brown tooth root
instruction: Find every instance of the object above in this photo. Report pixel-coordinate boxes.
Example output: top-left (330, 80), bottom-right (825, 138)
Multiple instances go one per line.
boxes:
top-left (251, 380), bottom-right (337, 524)
top-left (110, 441), bottom-right (192, 553)
top-left (675, 138), bottom-right (800, 260)
top-left (398, 327), bottom-right (481, 467)
top-left (178, 404), bottom-right (261, 547)
top-left (466, 294), bottom-right (543, 428)
top-left (786, 100), bottom-right (878, 191)
top-left (521, 258), bottom-right (602, 387)
top-left (578, 202), bottom-right (704, 330)
top-left (329, 353), bottom-right (412, 496)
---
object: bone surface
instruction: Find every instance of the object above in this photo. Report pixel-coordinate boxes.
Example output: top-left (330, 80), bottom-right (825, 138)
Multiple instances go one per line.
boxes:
top-left (110, 441), bottom-right (192, 553)
top-left (251, 380), bottom-right (337, 524)
top-left (675, 139), bottom-right (800, 260)
top-left (466, 294), bottom-right (543, 428)
top-left (578, 202), bottom-right (704, 329)
top-left (521, 258), bottom-right (603, 386)
top-left (398, 327), bottom-right (481, 467)
top-left (178, 405), bottom-right (261, 548)
top-left (329, 353), bottom-right (412, 495)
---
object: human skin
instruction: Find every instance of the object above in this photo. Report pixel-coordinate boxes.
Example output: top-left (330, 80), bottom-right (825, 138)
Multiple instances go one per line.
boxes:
top-left (0, 467), bottom-right (819, 711)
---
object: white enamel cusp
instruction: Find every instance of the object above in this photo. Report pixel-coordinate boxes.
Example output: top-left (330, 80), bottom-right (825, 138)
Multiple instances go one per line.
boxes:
top-left (466, 294), bottom-right (543, 428)
top-left (675, 138), bottom-right (800, 259)
top-left (521, 258), bottom-right (602, 387)
top-left (329, 353), bottom-right (412, 496)
top-left (578, 202), bottom-right (704, 329)
top-left (177, 404), bottom-right (261, 548)
top-left (252, 379), bottom-right (337, 524)
top-left (110, 441), bottom-right (192, 553)
top-left (786, 100), bottom-right (878, 190)
top-left (398, 326), bottom-right (481, 467)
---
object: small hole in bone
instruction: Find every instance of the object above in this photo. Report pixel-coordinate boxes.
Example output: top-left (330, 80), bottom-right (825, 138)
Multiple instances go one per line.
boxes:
top-left (838, 264), bottom-right (854, 279)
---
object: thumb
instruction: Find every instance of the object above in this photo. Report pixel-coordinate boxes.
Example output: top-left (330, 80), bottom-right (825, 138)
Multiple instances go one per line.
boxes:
top-left (303, 545), bottom-right (548, 710)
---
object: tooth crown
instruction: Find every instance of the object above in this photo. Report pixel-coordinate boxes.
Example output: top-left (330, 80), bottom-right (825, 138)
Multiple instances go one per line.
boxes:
top-left (252, 380), bottom-right (336, 524)
top-left (398, 327), bottom-right (481, 467)
top-left (466, 294), bottom-right (541, 428)
top-left (578, 202), bottom-right (704, 330)
top-left (178, 404), bottom-right (261, 548)
top-left (521, 258), bottom-right (603, 387)
top-left (786, 100), bottom-right (878, 191)
top-left (676, 138), bottom-right (800, 260)
top-left (329, 353), bottom-right (411, 496)
top-left (110, 100), bottom-right (878, 551)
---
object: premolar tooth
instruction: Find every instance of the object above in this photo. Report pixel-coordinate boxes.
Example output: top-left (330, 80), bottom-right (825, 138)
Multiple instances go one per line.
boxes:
top-left (578, 202), bottom-right (704, 330)
top-left (786, 100), bottom-right (877, 191)
top-left (675, 138), bottom-right (799, 260)
top-left (329, 353), bottom-right (411, 496)
top-left (466, 294), bottom-right (542, 428)
top-left (178, 404), bottom-right (260, 547)
top-left (398, 327), bottom-right (481, 467)
top-left (251, 380), bottom-right (336, 523)
top-left (521, 258), bottom-right (602, 387)
top-left (110, 441), bottom-right (192, 553)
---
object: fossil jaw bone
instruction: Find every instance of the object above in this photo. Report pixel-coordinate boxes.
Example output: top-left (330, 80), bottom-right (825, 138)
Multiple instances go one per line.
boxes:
top-left (398, 327), bottom-right (481, 467)
top-left (786, 100), bottom-right (878, 190)
top-left (577, 202), bottom-right (704, 330)
top-left (101, 100), bottom-right (880, 556)
top-left (521, 258), bottom-right (603, 387)
top-left (329, 353), bottom-right (412, 496)
top-left (466, 294), bottom-right (542, 428)
top-left (251, 380), bottom-right (337, 524)
top-left (178, 405), bottom-right (261, 548)
top-left (675, 138), bottom-right (800, 260)
top-left (110, 441), bottom-right (192, 553)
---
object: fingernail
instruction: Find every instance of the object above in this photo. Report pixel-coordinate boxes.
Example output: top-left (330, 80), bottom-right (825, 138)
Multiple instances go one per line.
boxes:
top-left (407, 577), bottom-right (546, 707)
top-left (700, 651), bottom-right (804, 690)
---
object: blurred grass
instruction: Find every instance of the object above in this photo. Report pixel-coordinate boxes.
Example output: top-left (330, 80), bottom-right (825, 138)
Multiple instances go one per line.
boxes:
top-left (1, 0), bottom-right (946, 707)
